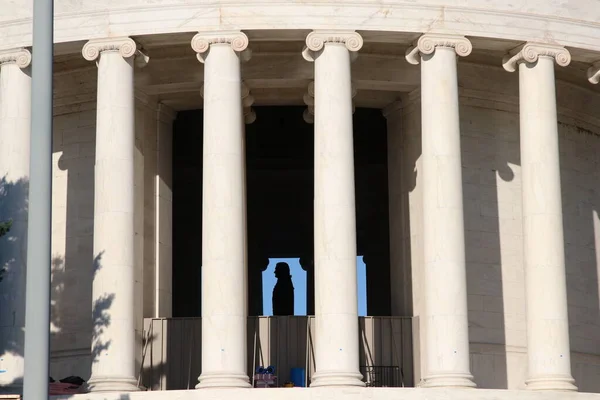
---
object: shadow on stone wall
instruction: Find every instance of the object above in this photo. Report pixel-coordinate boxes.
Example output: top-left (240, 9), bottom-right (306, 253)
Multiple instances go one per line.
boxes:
top-left (138, 330), bottom-right (168, 390)
top-left (0, 176), bottom-right (29, 391)
top-left (464, 118), bottom-right (517, 389)
top-left (559, 124), bottom-right (600, 393)
top-left (0, 173), bottom-right (115, 393)
top-left (53, 125), bottom-right (96, 383)
top-left (51, 249), bottom-right (117, 390)
top-left (465, 159), bottom-right (514, 390)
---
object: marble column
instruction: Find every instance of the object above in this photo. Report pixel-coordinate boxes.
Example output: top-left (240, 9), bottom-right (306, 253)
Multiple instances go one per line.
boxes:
top-left (0, 48), bottom-right (31, 392)
top-left (192, 31), bottom-right (251, 389)
top-left (82, 37), bottom-right (147, 392)
top-left (503, 43), bottom-right (577, 391)
top-left (302, 30), bottom-right (364, 387)
top-left (405, 34), bottom-right (476, 388)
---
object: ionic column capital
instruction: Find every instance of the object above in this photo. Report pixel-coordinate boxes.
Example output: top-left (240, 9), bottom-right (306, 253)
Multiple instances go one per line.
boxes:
top-left (502, 42), bottom-right (571, 72)
top-left (82, 37), bottom-right (149, 67)
top-left (302, 30), bottom-right (363, 62)
top-left (588, 62), bottom-right (600, 84)
top-left (405, 34), bottom-right (472, 65)
top-left (0, 48), bottom-right (32, 69)
top-left (191, 31), bottom-right (250, 63)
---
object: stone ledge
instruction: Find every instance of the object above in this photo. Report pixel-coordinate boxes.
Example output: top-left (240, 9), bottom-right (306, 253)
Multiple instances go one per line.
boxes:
top-left (51, 388), bottom-right (599, 400)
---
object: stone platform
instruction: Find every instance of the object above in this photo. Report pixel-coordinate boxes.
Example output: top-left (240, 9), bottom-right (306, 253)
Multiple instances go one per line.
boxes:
top-left (51, 388), bottom-right (600, 400)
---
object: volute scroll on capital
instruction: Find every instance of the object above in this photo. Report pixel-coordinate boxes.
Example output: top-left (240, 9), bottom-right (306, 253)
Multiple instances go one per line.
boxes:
top-left (82, 37), bottom-right (149, 67)
top-left (191, 31), bottom-right (251, 63)
top-left (502, 42), bottom-right (571, 72)
top-left (0, 48), bottom-right (32, 69)
top-left (302, 30), bottom-right (363, 62)
top-left (405, 34), bottom-right (472, 65)
top-left (588, 62), bottom-right (600, 84)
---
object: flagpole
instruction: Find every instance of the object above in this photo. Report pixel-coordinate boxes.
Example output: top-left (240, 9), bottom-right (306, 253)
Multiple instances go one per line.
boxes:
top-left (23, 0), bottom-right (53, 397)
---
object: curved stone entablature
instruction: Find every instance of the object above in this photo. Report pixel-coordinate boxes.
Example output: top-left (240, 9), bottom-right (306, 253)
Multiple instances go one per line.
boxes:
top-left (1, 1), bottom-right (600, 53)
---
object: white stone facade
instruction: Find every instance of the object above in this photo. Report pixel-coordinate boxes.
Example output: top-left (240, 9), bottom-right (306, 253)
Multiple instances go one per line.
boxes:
top-left (1, 0), bottom-right (600, 399)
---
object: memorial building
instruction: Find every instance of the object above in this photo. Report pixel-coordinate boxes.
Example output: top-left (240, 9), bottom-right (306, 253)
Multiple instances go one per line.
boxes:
top-left (1, 1), bottom-right (600, 399)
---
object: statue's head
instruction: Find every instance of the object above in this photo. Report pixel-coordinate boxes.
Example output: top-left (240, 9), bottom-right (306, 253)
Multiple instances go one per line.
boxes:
top-left (274, 262), bottom-right (291, 278)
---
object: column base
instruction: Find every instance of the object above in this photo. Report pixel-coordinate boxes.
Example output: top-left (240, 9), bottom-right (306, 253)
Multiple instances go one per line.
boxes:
top-left (422, 372), bottom-right (477, 388)
top-left (86, 375), bottom-right (139, 392)
top-left (196, 372), bottom-right (251, 389)
top-left (310, 370), bottom-right (365, 387)
top-left (526, 375), bottom-right (578, 391)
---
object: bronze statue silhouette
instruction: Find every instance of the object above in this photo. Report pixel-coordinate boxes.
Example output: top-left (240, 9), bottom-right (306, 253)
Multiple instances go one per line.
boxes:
top-left (272, 262), bottom-right (294, 316)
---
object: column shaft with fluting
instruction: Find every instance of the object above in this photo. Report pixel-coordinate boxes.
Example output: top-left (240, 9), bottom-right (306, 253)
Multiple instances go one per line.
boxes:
top-left (0, 48), bottom-right (32, 392)
top-left (192, 31), bottom-right (251, 389)
top-left (82, 37), bottom-right (145, 392)
top-left (303, 30), bottom-right (364, 387)
top-left (405, 34), bottom-right (476, 389)
top-left (503, 43), bottom-right (577, 392)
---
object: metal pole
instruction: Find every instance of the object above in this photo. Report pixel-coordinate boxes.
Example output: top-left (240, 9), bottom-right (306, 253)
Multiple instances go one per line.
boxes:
top-left (23, 0), bottom-right (53, 397)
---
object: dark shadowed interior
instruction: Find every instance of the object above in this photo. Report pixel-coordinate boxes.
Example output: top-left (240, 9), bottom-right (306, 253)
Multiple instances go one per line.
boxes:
top-left (172, 106), bottom-right (390, 317)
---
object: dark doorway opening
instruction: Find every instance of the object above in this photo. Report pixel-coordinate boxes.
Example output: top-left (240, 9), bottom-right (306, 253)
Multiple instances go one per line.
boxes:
top-left (171, 106), bottom-right (390, 318)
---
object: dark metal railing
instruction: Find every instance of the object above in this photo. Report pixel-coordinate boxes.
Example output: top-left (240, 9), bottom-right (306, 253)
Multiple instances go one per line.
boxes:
top-left (361, 365), bottom-right (404, 387)
top-left (140, 316), bottom-right (414, 390)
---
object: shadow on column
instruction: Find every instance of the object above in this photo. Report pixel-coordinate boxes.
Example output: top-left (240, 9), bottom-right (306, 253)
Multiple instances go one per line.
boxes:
top-left (90, 252), bottom-right (115, 366)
